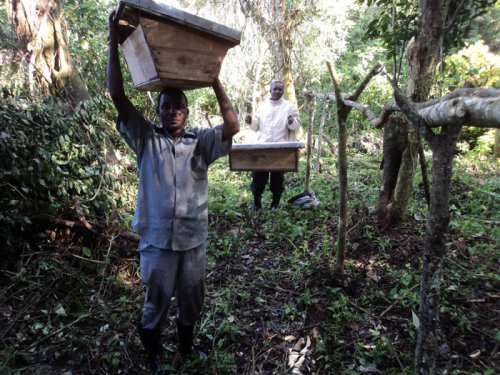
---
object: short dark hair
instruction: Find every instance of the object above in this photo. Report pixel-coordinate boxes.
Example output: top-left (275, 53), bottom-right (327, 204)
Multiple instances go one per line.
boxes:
top-left (157, 88), bottom-right (189, 108)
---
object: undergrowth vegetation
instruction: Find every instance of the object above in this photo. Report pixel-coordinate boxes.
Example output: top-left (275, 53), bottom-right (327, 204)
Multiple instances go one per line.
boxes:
top-left (0, 95), bottom-right (497, 373)
top-left (0, 96), bottom-right (135, 265)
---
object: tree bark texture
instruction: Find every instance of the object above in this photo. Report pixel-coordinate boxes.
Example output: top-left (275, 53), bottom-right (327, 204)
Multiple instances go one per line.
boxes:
top-left (414, 124), bottom-right (462, 374)
top-left (336, 103), bottom-right (347, 274)
top-left (377, 116), bottom-right (408, 226)
top-left (418, 141), bottom-right (431, 206)
top-left (390, 69), bottom-right (466, 375)
top-left (392, 128), bottom-right (420, 220)
top-left (380, 0), bottom-right (444, 226)
top-left (345, 91), bottom-right (500, 129)
top-left (10, 0), bottom-right (90, 104)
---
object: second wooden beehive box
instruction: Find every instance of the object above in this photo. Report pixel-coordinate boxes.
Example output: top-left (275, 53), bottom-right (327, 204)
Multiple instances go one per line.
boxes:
top-left (230, 142), bottom-right (305, 172)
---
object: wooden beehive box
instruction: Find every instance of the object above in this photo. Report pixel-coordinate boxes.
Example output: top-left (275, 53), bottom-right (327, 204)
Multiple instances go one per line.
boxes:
top-left (115, 0), bottom-right (241, 90)
top-left (229, 142), bottom-right (305, 172)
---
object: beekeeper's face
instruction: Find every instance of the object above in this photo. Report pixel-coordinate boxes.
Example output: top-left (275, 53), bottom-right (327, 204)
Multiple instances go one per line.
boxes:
top-left (158, 89), bottom-right (189, 136)
top-left (270, 81), bottom-right (285, 101)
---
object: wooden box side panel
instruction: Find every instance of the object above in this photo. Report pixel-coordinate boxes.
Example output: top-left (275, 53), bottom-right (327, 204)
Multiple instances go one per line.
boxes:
top-left (230, 149), bottom-right (298, 172)
top-left (141, 17), bottom-right (231, 89)
top-left (120, 24), bottom-right (159, 87)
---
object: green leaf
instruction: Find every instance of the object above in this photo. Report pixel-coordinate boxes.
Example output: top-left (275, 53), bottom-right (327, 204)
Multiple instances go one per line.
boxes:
top-left (69, 299), bottom-right (86, 317)
top-left (412, 310), bottom-right (420, 330)
top-left (82, 247), bottom-right (92, 258)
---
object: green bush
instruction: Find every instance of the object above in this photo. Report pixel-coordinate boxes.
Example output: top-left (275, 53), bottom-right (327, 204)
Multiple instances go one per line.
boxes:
top-left (0, 95), bottom-right (133, 261)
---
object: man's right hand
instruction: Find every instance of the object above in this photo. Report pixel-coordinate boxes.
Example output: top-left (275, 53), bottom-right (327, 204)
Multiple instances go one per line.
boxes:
top-left (108, 9), bottom-right (123, 44)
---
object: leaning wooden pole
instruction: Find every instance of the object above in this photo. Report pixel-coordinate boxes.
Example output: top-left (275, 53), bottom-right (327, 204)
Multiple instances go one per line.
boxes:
top-left (315, 98), bottom-right (330, 174)
top-left (327, 62), bottom-right (347, 273)
top-left (304, 94), bottom-right (316, 193)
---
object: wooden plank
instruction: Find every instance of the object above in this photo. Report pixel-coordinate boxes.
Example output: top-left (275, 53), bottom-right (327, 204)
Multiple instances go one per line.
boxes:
top-left (229, 148), bottom-right (300, 172)
top-left (118, 0), bottom-right (241, 45)
top-left (135, 77), bottom-right (164, 91)
top-left (119, 24), bottom-right (158, 87)
top-left (231, 142), bottom-right (305, 151)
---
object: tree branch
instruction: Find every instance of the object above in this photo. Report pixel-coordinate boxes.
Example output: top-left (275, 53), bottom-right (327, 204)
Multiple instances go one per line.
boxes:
top-left (345, 95), bottom-right (500, 129)
top-left (387, 76), bottom-right (438, 147)
top-left (326, 62), bottom-right (343, 110)
top-left (40, 216), bottom-right (140, 242)
top-left (350, 62), bottom-right (383, 101)
top-left (343, 99), bottom-right (379, 123)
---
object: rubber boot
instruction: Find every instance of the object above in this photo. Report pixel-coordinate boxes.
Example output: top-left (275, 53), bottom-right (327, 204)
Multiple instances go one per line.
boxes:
top-left (270, 193), bottom-right (282, 210)
top-left (177, 320), bottom-right (207, 362)
top-left (137, 323), bottom-right (164, 375)
top-left (253, 193), bottom-right (262, 211)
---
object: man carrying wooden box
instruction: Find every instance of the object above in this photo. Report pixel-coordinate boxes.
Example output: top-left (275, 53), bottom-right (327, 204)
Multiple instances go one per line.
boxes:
top-left (245, 81), bottom-right (302, 210)
top-left (107, 7), bottom-right (239, 374)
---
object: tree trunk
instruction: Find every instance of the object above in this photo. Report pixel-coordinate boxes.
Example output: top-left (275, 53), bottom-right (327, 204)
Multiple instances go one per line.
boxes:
top-left (391, 128), bottom-right (420, 218)
top-left (377, 116), bottom-right (408, 226)
top-left (414, 124), bottom-right (462, 374)
top-left (9, 0), bottom-right (90, 104)
top-left (389, 58), bottom-right (467, 375)
top-left (379, 0), bottom-right (443, 226)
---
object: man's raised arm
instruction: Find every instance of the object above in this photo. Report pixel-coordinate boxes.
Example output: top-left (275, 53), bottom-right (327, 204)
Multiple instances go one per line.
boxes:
top-left (212, 78), bottom-right (240, 141)
top-left (107, 10), bottom-right (136, 123)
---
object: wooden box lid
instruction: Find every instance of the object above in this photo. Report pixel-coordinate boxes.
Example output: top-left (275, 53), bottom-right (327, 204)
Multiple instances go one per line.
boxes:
top-left (230, 142), bottom-right (305, 172)
top-left (115, 0), bottom-right (241, 90)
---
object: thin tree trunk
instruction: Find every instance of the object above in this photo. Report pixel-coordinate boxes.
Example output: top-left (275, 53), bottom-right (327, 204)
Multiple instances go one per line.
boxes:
top-left (327, 62), bottom-right (347, 273)
top-left (315, 98), bottom-right (330, 174)
top-left (418, 140), bottom-right (431, 206)
top-left (414, 125), bottom-right (462, 374)
top-left (390, 73), bottom-right (464, 375)
top-left (304, 95), bottom-right (316, 192)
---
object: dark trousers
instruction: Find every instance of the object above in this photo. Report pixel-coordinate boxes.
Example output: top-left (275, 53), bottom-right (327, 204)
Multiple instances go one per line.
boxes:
top-left (250, 171), bottom-right (285, 197)
top-left (139, 242), bottom-right (206, 330)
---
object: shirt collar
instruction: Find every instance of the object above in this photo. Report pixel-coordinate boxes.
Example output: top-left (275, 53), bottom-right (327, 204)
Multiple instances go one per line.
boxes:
top-left (269, 97), bottom-right (284, 105)
top-left (155, 126), bottom-right (197, 139)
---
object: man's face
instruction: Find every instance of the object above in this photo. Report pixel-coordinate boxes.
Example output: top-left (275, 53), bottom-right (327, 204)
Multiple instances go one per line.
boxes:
top-left (158, 91), bottom-right (188, 135)
top-left (270, 82), bottom-right (285, 101)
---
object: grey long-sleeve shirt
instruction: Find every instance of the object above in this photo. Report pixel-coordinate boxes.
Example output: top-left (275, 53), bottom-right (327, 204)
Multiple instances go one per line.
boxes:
top-left (117, 111), bottom-right (232, 250)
